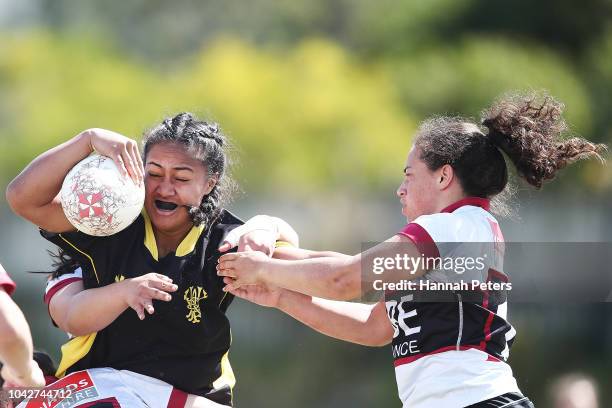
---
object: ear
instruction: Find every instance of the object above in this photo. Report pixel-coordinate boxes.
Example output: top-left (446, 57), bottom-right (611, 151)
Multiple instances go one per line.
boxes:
top-left (437, 164), bottom-right (454, 190)
top-left (203, 174), bottom-right (218, 195)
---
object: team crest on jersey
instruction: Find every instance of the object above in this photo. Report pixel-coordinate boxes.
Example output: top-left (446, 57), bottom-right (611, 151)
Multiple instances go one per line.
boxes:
top-left (184, 286), bottom-right (208, 323)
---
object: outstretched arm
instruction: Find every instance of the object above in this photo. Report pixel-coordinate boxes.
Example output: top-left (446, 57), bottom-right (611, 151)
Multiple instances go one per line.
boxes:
top-left (229, 284), bottom-right (393, 347)
top-left (49, 273), bottom-right (178, 336)
top-left (219, 234), bottom-right (425, 300)
top-left (6, 128), bottom-right (143, 232)
top-left (0, 288), bottom-right (45, 387)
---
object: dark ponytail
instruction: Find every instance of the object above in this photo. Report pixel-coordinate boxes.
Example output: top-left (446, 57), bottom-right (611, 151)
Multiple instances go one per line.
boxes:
top-left (482, 92), bottom-right (606, 189)
top-left (414, 91), bottom-right (607, 216)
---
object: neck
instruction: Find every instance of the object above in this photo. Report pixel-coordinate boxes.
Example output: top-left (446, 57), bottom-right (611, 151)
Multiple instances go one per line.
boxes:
top-left (153, 223), bottom-right (193, 258)
top-left (434, 189), bottom-right (466, 213)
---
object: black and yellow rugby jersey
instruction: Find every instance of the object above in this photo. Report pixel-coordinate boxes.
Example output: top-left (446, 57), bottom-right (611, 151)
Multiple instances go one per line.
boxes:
top-left (41, 209), bottom-right (243, 406)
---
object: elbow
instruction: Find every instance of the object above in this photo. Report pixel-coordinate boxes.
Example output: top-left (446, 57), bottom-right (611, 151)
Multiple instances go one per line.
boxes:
top-left (5, 179), bottom-right (24, 216)
top-left (61, 313), bottom-right (92, 337)
top-left (54, 307), bottom-right (91, 337)
top-left (62, 320), bottom-right (92, 337)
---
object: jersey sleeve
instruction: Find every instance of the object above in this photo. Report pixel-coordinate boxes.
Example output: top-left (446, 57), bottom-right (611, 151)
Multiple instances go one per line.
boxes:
top-left (399, 212), bottom-right (493, 283)
top-left (40, 217), bottom-right (141, 288)
top-left (40, 229), bottom-right (107, 287)
top-left (44, 267), bottom-right (84, 305)
top-left (0, 263), bottom-right (16, 296)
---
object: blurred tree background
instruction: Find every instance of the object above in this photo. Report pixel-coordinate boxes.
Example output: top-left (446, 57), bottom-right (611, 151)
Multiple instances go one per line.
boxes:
top-left (0, 0), bottom-right (611, 406)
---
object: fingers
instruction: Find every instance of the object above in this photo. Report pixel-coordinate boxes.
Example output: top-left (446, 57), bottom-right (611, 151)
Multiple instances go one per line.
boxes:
top-left (144, 287), bottom-right (173, 301)
top-left (122, 146), bottom-right (140, 185)
top-left (144, 302), bottom-right (155, 315)
top-left (216, 263), bottom-right (235, 278)
top-left (218, 226), bottom-right (246, 251)
top-left (114, 153), bottom-right (129, 180)
top-left (223, 282), bottom-right (239, 293)
top-left (150, 279), bottom-right (178, 293)
top-left (218, 253), bottom-right (239, 262)
top-left (154, 273), bottom-right (173, 282)
top-left (218, 241), bottom-right (233, 253)
top-left (130, 141), bottom-right (145, 184)
top-left (132, 304), bottom-right (145, 320)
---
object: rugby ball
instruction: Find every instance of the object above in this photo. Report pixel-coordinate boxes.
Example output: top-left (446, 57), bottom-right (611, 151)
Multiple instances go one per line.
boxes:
top-left (60, 155), bottom-right (145, 236)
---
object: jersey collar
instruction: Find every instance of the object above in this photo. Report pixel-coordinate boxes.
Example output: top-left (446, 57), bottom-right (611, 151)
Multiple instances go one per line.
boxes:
top-left (142, 210), bottom-right (205, 261)
top-left (440, 197), bottom-right (490, 213)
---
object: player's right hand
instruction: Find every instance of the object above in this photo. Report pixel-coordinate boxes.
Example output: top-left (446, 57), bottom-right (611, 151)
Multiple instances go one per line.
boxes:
top-left (84, 128), bottom-right (144, 186)
top-left (225, 281), bottom-right (282, 308)
top-left (120, 273), bottom-right (178, 320)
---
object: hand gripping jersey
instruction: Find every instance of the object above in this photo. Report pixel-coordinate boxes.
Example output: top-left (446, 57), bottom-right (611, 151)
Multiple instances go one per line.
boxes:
top-left (41, 210), bottom-right (243, 407)
top-left (0, 263), bottom-right (16, 295)
top-left (388, 198), bottom-right (521, 408)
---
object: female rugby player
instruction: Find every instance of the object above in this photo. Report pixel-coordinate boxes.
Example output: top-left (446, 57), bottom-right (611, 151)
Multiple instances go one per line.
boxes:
top-left (6, 113), bottom-right (297, 407)
top-left (217, 93), bottom-right (607, 408)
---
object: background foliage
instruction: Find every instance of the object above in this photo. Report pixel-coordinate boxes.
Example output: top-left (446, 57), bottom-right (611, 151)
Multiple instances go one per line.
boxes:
top-left (1, 1), bottom-right (611, 406)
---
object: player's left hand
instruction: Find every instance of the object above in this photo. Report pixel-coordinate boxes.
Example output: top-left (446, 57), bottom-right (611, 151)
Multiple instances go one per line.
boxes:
top-left (217, 251), bottom-right (270, 291)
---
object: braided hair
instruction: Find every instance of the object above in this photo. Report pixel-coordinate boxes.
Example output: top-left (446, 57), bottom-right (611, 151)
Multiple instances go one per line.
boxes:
top-left (142, 112), bottom-right (235, 227)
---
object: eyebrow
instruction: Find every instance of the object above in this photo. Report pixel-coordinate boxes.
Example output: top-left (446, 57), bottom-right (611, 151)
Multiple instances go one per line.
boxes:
top-left (146, 162), bottom-right (194, 172)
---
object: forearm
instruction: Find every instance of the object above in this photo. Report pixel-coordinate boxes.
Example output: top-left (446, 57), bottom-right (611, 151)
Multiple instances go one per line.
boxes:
top-left (56, 282), bottom-right (129, 336)
top-left (273, 246), bottom-right (350, 261)
top-left (262, 256), bottom-right (361, 300)
top-left (0, 292), bottom-right (35, 378)
top-left (277, 291), bottom-right (390, 346)
top-left (6, 130), bottom-right (92, 215)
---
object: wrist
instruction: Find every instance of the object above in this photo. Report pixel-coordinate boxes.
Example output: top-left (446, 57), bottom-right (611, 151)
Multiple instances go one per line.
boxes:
top-left (77, 129), bottom-right (95, 154)
top-left (114, 280), bottom-right (131, 308)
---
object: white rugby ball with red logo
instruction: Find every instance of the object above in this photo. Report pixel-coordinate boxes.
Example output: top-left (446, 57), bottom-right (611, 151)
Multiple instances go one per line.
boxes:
top-left (60, 154), bottom-right (145, 236)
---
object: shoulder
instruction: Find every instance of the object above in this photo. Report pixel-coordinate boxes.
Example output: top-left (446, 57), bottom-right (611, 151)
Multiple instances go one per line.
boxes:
top-left (405, 206), bottom-right (496, 243)
top-left (211, 209), bottom-right (244, 231)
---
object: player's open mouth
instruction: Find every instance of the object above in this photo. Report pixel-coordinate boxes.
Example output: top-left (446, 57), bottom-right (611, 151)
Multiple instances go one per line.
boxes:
top-left (155, 200), bottom-right (179, 212)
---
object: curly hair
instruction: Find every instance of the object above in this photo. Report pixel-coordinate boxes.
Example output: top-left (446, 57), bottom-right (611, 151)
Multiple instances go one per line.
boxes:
top-left (482, 92), bottom-right (606, 189)
top-left (142, 112), bottom-right (236, 227)
top-left (415, 92), bottom-right (607, 214)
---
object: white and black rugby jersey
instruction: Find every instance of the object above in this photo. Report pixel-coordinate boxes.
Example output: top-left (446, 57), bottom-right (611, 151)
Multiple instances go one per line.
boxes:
top-left (388, 197), bottom-right (521, 408)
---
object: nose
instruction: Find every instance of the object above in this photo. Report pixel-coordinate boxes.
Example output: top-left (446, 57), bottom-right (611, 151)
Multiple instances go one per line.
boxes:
top-left (396, 184), bottom-right (405, 198)
top-left (157, 178), bottom-right (176, 197)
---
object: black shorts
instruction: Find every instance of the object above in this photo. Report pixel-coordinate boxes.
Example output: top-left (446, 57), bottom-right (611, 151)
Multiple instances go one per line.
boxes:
top-left (466, 392), bottom-right (535, 408)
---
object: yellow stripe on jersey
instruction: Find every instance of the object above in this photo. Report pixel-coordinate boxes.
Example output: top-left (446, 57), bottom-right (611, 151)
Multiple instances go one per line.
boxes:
top-left (176, 223), bottom-right (205, 257)
top-left (142, 210), bottom-right (159, 261)
top-left (55, 333), bottom-right (97, 377)
top-left (274, 240), bottom-right (294, 248)
top-left (58, 234), bottom-right (100, 284)
top-left (142, 209), bottom-right (205, 260)
top-left (212, 352), bottom-right (235, 402)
